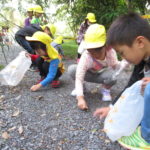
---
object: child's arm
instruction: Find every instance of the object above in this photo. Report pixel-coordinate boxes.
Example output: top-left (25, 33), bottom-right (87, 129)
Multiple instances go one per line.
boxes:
top-left (58, 45), bottom-right (64, 57)
top-left (30, 54), bottom-right (40, 61)
top-left (93, 61), bottom-right (145, 119)
top-left (30, 59), bottom-right (59, 91)
top-left (40, 59), bottom-right (59, 86)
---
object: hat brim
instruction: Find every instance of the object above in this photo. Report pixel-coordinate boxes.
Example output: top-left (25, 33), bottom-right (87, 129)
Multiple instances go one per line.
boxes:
top-left (86, 17), bottom-right (96, 23)
top-left (84, 42), bottom-right (105, 49)
top-left (26, 36), bottom-right (39, 42)
top-left (88, 19), bottom-right (96, 23)
top-left (36, 11), bottom-right (44, 13)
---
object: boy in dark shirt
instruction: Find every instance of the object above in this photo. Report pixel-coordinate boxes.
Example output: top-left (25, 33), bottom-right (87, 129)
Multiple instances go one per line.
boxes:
top-left (15, 24), bottom-right (52, 54)
top-left (94, 13), bottom-right (150, 149)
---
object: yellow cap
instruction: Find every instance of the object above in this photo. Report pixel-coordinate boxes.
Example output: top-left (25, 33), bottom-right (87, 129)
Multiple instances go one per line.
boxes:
top-left (26, 31), bottom-right (59, 60)
top-left (86, 13), bottom-right (96, 23)
top-left (84, 24), bottom-right (106, 49)
top-left (34, 5), bottom-right (44, 13)
top-left (26, 31), bottom-right (52, 44)
top-left (46, 24), bottom-right (56, 36)
top-left (142, 15), bottom-right (150, 19)
top-left (41, 24), bottom-right (56, 36)
top-left (27, 7), bottom-right (34, 12)
top-left (54, 36), bottom-right (63, 44)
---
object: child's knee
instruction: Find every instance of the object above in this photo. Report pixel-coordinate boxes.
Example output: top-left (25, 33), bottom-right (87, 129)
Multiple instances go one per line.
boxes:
top-left (68, 64), bottom-right (77, 79)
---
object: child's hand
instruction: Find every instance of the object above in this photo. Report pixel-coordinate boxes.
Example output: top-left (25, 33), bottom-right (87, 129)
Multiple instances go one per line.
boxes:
top-left (30, 84), bottom-right (42, 91)
top-left (25, 52), bottom-right (32, 58)
top-left (93, 107), bottom-right (110, 119)
top-left (77, 96), bottom-right (88, 110)
top-left (141, 77), bottom-right (150, 93)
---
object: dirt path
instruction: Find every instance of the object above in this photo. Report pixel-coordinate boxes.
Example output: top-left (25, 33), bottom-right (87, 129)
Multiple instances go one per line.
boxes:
top-left (0, 45), bottom-right (131, 150)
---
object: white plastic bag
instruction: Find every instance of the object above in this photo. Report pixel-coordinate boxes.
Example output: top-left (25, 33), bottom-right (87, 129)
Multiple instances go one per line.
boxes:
top-left (78, 40), bottom-right (86, 54)
top-left (0, 51), bottom-right (31, 86)
top-left (104, 80), bottom-right (144, 141)
top-left (112, 59), bottom-right (129, 80)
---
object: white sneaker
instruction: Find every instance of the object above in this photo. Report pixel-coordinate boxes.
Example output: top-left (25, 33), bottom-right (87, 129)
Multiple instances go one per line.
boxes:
top-left (101, 88), bottom-right (112, 101)
top-left (71, 89), bottom-right (77, 96)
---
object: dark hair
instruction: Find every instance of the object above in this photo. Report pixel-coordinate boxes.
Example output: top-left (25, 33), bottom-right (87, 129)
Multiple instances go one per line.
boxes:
top-left (30, 41), bottom-right (46, 51)
top-left (45, 26), bottom-right (53, 38)
top-left (107, 12), bottom-right (150, 47)
top-left (87, 46), bottom-right (105, 52)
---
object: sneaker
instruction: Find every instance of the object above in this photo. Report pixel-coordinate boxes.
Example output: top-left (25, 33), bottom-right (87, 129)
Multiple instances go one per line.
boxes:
top-left (29, 65), bottom-right (37, 72)
top-left (118, 126), bottom-right (150, 150)
top-left (51, 80), bottom-right (60, 88)
top-left (101, 88), bottom-right (112, 101)
top-left (71, 89), bottom-right (77, 96)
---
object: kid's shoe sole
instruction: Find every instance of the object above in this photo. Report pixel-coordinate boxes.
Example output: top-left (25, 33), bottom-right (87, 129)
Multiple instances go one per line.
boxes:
top-left (118, 140), bottom-right (149, 150)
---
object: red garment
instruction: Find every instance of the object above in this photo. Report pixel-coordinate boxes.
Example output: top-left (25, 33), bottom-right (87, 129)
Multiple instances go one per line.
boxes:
top-left (30, 54), bottom-right (39, 61)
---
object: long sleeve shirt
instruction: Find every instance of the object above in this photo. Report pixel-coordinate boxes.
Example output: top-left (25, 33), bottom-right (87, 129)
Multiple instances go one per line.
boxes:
top-left (24, 17), bottom-right (32, 27)
top-left (75, 48), bottom-right (120, 96)
top-left (76, 22), bottom-right (89, 44)
top-left (51, 42), bottom-right (64, 56)
top-left (15, 24), bottom-right (42, 37)
top-left (41, 59), bottom-right (59, 86)
top-left (112, 59), bottom-right (148, 105)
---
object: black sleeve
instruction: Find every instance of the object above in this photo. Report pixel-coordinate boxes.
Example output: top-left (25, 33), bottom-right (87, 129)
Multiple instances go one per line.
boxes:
top-left (112, 60), bottom-right (145, 105)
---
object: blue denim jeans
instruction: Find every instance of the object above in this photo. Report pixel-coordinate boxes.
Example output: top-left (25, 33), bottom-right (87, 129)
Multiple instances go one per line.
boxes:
top-left (15, 34), bottom-right (34, 54)
top-left (141, 83), bottom-right (150, 143)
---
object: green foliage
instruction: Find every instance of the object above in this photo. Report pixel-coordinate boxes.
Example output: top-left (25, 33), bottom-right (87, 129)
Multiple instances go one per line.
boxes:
top-left (62, 40), bottom-right (78, 58)
top-left (0, 64), bottom-right (4, 70)
top-left (53, 0), bottom-right (150, 35)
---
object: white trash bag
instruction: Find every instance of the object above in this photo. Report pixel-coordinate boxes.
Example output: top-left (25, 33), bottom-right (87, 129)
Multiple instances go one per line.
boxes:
top-left (104, 80), bottom-right (144, 141)
top-left (78, 40), bottom-right (86, 54)
top-left (0, 51), bottom-right (31, 86)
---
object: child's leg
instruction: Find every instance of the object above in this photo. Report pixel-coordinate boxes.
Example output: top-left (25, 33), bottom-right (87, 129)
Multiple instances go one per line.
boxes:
top-left (68, 64), bottom-right (77, 80)
top-left (42, 62), bottom-right (62, 80)
top-left (141, 83), bottom-right (150, 143)
top-left (15, 35), bottom-right (34, 54)
top-left (84, 68), bottom-right (116, 86)
top-left (53, 69), bottom-right (62, 80)
top-left (36, 57), bottom-right (46, 77)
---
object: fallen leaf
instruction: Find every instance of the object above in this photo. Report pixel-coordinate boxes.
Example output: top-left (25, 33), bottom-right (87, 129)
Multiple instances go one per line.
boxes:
top-left (8, 126), bottom-right (16, 132)
top-left (91, 128), bottom-right (97, 133)
top-left (0, 121), bottom-right (3, 126)
top-left (15, 95), bottom-right (21, 100)
top-left (40, 113), bottom-right (46, 117)
top-left (105, 139), bottom-right (110, 143)
top-left (91, 88), bottom-right (98, 94)
top-left (12, 109), bottom-right (20, 117)
top-left (2, 132), bottom-right (10, 139)
top-left (56, 113), bottom-right (60, 117)
top-left (0, 95), bottom-right (5, 102)
top-left (58, 94), bottom-right (63, 98)
top-left (36, 96), bottom-right (44, 100)
top-left (18, 126), bottom-right (23, 134)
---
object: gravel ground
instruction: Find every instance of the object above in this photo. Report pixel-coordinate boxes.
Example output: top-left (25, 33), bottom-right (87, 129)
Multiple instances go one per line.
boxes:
top-left (0, 44), bottom-right (132, 150)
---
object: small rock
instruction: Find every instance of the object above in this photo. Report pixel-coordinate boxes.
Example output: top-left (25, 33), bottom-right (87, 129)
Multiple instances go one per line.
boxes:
top-left (18, 126), bottom-right (23, 134)
top-left (0, 95), bottom-right (5, 102)
top-left (12, 109), bottom-right (20, 117)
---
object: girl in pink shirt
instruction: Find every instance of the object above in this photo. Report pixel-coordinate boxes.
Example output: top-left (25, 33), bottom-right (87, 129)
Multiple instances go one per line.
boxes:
top-left (68, 24), bottom-right (127, 110)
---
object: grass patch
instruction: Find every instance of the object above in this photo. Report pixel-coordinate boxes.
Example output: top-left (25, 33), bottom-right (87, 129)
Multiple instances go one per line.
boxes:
top-left (62, 40), bottom-right (78, 59)
top-left (0, 64), bottom-right (4, 70)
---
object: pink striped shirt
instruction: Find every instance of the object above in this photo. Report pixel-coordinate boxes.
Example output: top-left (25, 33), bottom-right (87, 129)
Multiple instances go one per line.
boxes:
top-left (75, 48), bottom-right (120, 96)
